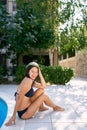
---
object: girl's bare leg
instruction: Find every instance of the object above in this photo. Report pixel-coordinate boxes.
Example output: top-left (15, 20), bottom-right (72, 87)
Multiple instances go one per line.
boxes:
top-left (31, 88), bottom-right (49, 111)
top-left (30, 88), bottom-right (44, 102)
top-left (39, 103), bottom-right (49, 111)
top-left (21, 94), bottom-right (64, 119)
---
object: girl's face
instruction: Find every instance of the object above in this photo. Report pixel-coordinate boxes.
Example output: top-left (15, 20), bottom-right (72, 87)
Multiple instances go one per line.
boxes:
top-left (29, 67), bottom-right (39, 80)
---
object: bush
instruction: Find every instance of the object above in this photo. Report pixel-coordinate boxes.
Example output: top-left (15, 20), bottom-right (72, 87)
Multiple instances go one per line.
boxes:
top-left (15, 64), bottom-right (26, 83)
top-left (41, 65), bottom-right (73, 84)
top-left (62, 67), bottom-right (74, 84)
top-left (40, 65), bottom-right (49, 82)
top-left (0, 66), bottom-right (5, 83)
top-left (0, 66), bottom-right (4, 78)
top-left (15, 64), bottom-right (73, 84)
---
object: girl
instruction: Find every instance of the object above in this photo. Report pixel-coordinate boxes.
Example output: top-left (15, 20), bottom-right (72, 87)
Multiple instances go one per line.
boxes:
top-left (5, 62), bottom-right (64, 126)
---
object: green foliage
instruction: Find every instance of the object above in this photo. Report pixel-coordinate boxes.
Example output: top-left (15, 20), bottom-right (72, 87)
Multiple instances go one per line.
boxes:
top-left (6, 1), bottom-right (57, 56)
top-left (58, 1), bottom-right (74, 23)
top-left (59, 23), bottom-right (87, 58)
top-left (0, 4), bottom-right (8, 49)
top-left (15, 64), bottom-right (73, 84)
top-left (40, 65), bottom-right (49, 82)
top-left (0, 0), bottom-right (86, 69)
top-left (41, 66), bottom-right (73, 85)
top-left (0, 66), bottom-right (4, 79)
top-left (58, 0), bottom-right (87, 57)
top-left (77, 26), bottom-right (87, 50)
top-left (15, 64), bottom-right (26, 83)
top-left (7, 5), bottom-right (37, 54)
top-left (62, 67), bottom-right (74, 84)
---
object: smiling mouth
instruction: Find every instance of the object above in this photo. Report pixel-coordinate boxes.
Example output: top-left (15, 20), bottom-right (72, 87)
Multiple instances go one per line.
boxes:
top-left (31, 76), bottom-right (36, 79)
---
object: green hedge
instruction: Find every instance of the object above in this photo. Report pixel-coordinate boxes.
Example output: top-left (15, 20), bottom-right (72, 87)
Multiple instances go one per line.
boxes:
top-left (0, 66), bottom-right (4, 78)
top-left (40, 65), bottom-right (73, 84)
top-left (15, 65), bottom-right (74, 84)
top-left (15, 64), bottom-right (26, 83)
top-left (0, 66), bottom-right (5, 83)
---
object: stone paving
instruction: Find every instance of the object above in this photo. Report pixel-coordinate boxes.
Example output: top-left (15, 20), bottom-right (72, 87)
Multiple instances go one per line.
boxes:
top-left (0, 77), bottom-right (87, 130)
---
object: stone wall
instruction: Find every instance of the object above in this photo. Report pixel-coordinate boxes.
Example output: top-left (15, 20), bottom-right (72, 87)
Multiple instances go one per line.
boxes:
top-left (59, 57), bottom-right (76, 75)
top-left (59, 51), bottom-right (87, 78)
top-left (75, 51), bottom-right (87, 77)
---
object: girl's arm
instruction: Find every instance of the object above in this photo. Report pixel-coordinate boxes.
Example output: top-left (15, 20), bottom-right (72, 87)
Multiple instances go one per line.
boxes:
top-left (5, 78), bottom-right (33, 126)
top-left (5, 90), bottom-right (24, 126)
top-left (33, 68), bottom-right (46, 89)
top-left (39, 68), bottom-right (46, 88)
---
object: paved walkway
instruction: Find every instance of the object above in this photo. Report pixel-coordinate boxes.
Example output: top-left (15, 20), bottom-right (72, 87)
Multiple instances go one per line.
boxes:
top-left (0, 77), bottom-right (87, 130)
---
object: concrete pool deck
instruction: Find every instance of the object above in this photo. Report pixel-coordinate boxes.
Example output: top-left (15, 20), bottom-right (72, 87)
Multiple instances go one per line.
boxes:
top-left (0, 77), bottom-right (87, 130)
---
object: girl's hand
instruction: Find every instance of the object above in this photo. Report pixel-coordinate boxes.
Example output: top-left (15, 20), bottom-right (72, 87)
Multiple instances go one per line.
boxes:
top-left (5, 116), bottom-right (16, 126)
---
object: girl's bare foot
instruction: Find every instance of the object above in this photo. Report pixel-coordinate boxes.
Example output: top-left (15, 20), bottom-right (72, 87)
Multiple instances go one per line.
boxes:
top-left (53, 105), bottom-right (65, 111)
top-left (39, 106), bottom-right (49, 112)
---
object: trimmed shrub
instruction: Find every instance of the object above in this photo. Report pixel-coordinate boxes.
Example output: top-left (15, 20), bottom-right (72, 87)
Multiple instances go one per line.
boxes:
top-left (0, 66), bottom-right (4, 78)
top-left (40, 65), bottom-right (49, 82)
top-left (41, 65), bottom-right (73, 84)
top-left (15, 64), bottom-right (26, 83)
top-left (15, 64), bottom-right (73, 84)
top-left (62, 67), bottom-right (74, 84)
